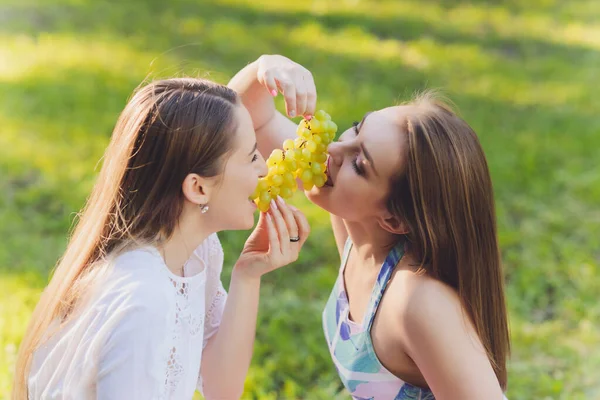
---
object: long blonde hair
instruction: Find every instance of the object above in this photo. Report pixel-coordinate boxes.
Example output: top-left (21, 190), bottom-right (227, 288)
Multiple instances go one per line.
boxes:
top-left (12, 78), bottom-right (239, 398)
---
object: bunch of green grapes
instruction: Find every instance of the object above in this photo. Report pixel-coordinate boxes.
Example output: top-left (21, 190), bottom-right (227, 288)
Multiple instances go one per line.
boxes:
top-left (252, 110), bottom-right (338, 212)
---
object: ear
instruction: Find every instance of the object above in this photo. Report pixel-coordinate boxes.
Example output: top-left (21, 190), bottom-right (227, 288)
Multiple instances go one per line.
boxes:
top-left (376, 211), bottom-right (410, 235)
top-left (181, 173), bottom-right (211, 206)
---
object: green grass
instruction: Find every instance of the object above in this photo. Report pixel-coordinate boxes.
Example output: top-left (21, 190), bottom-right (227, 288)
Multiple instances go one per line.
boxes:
top-left (1, 0), bottom-right (599, 398)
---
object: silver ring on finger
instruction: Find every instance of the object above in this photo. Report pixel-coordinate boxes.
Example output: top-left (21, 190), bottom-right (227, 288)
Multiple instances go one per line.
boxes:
top-left (289, 236), bottom-right (300, 243)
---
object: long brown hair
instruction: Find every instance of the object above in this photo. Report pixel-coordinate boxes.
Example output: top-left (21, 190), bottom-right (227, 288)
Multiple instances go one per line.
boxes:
top-left (13, 78), bottom-right (240, 398)
top-left (388, 91), bottom-right (510, 389)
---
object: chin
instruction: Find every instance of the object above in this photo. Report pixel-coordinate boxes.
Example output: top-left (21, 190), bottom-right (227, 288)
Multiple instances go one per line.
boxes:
top-left (306, 186), bottom-right (337, 214)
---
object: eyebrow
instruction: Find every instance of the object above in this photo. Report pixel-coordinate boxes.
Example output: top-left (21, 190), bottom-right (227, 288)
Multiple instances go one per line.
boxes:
top-left (358, 112), bottom-right (372, 128)
top-left (356, 112), bottom-right (379, 177)
top-left (248, 142), bottom-right (258, 156)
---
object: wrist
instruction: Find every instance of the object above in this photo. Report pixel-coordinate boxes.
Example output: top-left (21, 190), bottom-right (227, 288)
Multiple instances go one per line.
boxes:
top-left (231, 264), bottom-right (263, 286)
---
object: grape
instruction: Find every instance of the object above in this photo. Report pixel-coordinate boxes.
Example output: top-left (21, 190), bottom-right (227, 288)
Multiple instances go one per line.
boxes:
top-left (313, 152), bottom-right (327, 163)
top-left (271, 149), bottom-right (284, 163)
top-left (313, 174), bottom-right (325, 188)
top-left (310, 118), bottom-right (322, 133)
top-left (301, 148), bottom-right (312, 160)
top-left (280, 187), bottom-right (293, 199)
top-left (257, 200), bottom-right (270, 212)
top-left (315, 110), bottom-right (329, 121)
top-left (250, 109), bottom-right (338, 210)
top-left (283, 172), bottom-right (295, 186)
top-left (260, 191), bottom-right (271, 204)
top-left (311, 162), bottom-right (323, 175)
top-left (284, 150), bottom-right (296, 160)
top-left (283, 139), bottom-right (295, 151)
top-left (285, 159), bottom-right (298, 171)
top-left (271, 174), bottom-right (283, 186)
top-left (300, 169), bottom-right (313, 183)
top-left (258, 180), bottom-right (269, 191)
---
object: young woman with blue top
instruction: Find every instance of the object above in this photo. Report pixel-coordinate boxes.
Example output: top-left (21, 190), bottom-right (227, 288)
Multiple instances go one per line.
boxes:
top-left (233, 54), bottom-right (511, 400)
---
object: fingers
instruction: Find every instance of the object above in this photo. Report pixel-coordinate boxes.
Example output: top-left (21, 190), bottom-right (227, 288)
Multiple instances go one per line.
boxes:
top-left (261, 69), bottom-right (278, 97)
top-left (276, 196), bottom-right (299, 243)
top-left (295, 76), bottom-right (308, 119)
top-left (257, 61), bottom-right (316, 118)
top-left (268, 199), bottom-right (289, 254)
top-left (263, 212), bottom-right (279, 254)
top-left (304, 71), bottom-right (317, 117)
top-left (276, 77), bottom-right (297, 118)
top-left (289, 205), bottom-right (310, 247)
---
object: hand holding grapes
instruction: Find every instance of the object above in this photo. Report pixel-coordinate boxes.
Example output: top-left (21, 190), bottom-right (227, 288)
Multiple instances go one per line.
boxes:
top-left (256, 54), bottom-right (317, 118)
top-left (251, 111), bottom-right (337, 211)
top-left (235, 197), bottom-right (310, 279)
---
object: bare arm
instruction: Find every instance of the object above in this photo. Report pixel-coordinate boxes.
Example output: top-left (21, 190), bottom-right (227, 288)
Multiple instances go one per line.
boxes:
top-left (230, 55), bottom-right (349, 257)
top-left (200, 201), bottom-right (310, 399)
top-left (402, 282), bottom-right (505, 400)
top-left (228, 55), bottom-right (316, 159)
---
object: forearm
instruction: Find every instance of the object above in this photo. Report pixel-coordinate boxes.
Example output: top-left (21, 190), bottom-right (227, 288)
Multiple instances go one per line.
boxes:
top-left (228, 58), bottom-right (276, 131)
top-left (200, 271), bottom-right (261, 399)
top-left (228, 57), bottom-right (297, 157)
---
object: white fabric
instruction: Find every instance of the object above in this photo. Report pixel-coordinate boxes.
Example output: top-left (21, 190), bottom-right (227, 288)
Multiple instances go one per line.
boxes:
top-left (28, 234), bottom-right (227, 400)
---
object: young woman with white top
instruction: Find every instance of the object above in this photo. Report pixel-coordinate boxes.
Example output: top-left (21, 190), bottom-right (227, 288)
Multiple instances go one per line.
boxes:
top-left (13, 75), bottom-right (312, 400)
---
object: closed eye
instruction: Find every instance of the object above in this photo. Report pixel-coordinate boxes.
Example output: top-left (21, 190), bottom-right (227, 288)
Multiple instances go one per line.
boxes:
top-left (251, 153), bottom-right (258, 162)
top-left (352, 156), bottom-right (365, 176)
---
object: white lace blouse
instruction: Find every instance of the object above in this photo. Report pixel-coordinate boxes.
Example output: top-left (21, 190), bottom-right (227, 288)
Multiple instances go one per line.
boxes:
top-left (28, 234), bottom-right (227, 399)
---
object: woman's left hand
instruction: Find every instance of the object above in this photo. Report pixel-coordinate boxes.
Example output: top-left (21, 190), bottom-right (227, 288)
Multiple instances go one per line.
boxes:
top-left (255, 54), bottom-right (317, 119)
top-left (234, 196), bottom-right (310, 280)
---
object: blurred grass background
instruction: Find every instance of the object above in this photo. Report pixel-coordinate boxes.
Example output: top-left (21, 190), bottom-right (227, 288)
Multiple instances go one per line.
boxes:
top-left (1, 0), bottom-right (599, 398)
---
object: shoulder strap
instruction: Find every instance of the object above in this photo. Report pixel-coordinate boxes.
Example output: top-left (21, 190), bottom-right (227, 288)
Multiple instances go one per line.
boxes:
top-left (364, 238), bottom-right (406, 329)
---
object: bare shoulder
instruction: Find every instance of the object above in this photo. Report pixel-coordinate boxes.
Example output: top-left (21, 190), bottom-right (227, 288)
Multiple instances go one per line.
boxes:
top-left (383, 268), bottom-right (467, 337)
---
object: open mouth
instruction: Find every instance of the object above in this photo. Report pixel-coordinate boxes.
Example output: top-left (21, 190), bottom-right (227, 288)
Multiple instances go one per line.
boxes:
top-left (324, 156), bottom-right (334, 187)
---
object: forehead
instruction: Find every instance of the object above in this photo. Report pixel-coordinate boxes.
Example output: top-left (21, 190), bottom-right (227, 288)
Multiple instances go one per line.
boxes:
top-left (232, 104), bottom-right (256, 149)
top-left (360, 105), bottom-right (413, 180)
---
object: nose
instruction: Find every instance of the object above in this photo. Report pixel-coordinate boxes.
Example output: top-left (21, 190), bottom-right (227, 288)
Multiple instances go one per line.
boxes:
top-left (327, 141), bottom-right (344, 167)
top-left (257, 153), bottom-right (268, 178)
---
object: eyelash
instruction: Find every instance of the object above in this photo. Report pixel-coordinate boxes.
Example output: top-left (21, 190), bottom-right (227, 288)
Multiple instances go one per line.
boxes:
top-left (350, 122), bottom-right (365, 176)
top-left (251, 154), bottom-right (258, 162)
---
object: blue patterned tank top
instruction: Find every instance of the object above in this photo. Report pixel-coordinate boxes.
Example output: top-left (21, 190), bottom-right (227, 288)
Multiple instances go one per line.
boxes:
top-left (322, 238), bottom-right (435, 400)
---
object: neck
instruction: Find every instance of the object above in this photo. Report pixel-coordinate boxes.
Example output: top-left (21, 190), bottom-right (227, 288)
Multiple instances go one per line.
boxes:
top-left (344, 219), bottom-right (399, 267)
top-left (160, 206), bottom-right (212, 276)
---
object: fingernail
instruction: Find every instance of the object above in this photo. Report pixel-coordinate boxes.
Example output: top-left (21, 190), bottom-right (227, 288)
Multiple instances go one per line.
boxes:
top-left (270, 199), bottom-right (278, 210)
top-left (277, 195), bottom-right (284, 204)
top-left (271, 89), bottom-right (278, 96)
top-left (289, 110), bottom-right (296, 117)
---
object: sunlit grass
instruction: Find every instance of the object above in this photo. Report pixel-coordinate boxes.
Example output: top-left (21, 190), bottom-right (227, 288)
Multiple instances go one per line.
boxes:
top-left (1, 0), bottom-right (599, 398)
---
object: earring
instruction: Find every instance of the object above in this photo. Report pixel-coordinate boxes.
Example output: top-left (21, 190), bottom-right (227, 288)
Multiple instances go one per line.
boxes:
top-left (200, 204), bottom-right (209, 214)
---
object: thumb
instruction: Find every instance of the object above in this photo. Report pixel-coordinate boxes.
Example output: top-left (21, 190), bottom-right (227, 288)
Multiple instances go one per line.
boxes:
top-left (248, 212), bottom-right (268, 239)
top-left (255, 211), bottom-right (269, 230)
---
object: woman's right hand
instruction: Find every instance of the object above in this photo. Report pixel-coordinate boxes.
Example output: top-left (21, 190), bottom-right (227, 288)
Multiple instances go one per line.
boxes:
top-left (255, 54), bottom-right (317, 119)
top-left (234, 197), bottom-right (310, 280)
